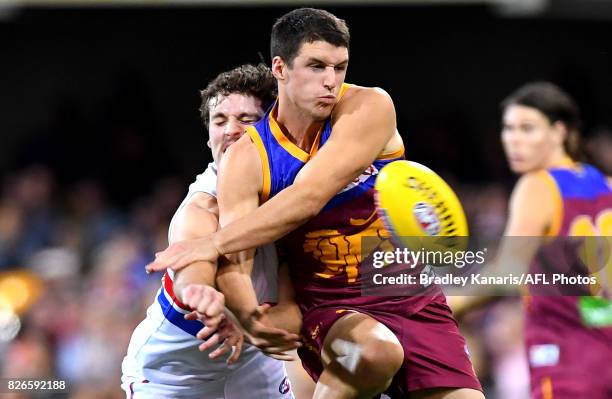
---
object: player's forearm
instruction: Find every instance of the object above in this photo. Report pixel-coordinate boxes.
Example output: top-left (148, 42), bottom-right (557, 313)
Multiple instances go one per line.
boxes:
top-left (266, 303), bottom-right (302, 334)
top-left (213, 182), bottom-right (322, 255)
top-left (215, 265), bottom-right (260, 324)
top-left (173, 261), bottom-right (217, 303)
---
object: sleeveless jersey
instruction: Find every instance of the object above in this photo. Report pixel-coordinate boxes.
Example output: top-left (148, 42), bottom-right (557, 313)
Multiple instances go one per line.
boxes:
top-left (524, 162), bottom-right (612, 397)
top-left (526, 163), bottom-right (611, 321)
top-left (246, 84), bottom-right (436, 316)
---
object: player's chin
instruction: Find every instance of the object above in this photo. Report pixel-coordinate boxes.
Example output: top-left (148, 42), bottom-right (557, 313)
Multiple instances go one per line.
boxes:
top-left (312, 104), bottom-right (333, 120)
top-left (508, 161), bottom-right (531, 174)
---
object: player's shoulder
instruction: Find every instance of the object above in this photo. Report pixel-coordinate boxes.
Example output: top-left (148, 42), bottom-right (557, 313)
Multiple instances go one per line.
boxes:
top-left (222, 133), bottom-right (260, 166)
top-left (333, 85), bottom-right (389, 115)
top-left (218, 133), bottom-right (263, 190)
top-left (332, 84), bottom-right (395, 128)
top-left (338, 84), bottom-right (394, 109)
top-left (512, 170), bottom-right (557, 206)
top-left (515, 170), bottom-right (555, 192)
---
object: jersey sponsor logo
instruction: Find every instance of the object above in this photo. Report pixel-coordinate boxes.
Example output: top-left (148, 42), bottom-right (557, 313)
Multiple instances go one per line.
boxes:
top-left (529, 344), bottom-right (560, 367)
top-left (339, 164), bottom-right (378, 194)
top-left (413, 202), bottom-right (441, 235)
top-left (278, 376), bottom-right (291, 394)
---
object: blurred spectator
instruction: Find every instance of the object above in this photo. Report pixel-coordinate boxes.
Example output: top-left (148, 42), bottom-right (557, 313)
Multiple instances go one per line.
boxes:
top-left (0, 166), bottom-right (172, 398)
top-left (0, 166), bottom-right (57, 269)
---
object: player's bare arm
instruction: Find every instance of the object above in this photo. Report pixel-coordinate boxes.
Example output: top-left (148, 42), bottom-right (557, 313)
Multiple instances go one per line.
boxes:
top-left (488, 171), bottom-right (556, 278)
top-left (170, 193), bottom-right (224, 320)
top-left (258, 262), bottom-right (302, 335)
top-left (450, 171), bottom-right (557, 317)
top-left (214, 136), bottom-right (261, 320)
top-left (209, 136), bottom-right (301, 358)
top-left (168, 192), bottom-right (245, 362)
top-left (146, 86), bottom-right (401, 272)
top-left (213, 86), bottom-right (400, 253)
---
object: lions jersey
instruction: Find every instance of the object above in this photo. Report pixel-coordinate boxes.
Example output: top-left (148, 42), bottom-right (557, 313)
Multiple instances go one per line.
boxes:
top-left (525, 161), bottom-right (612, 398)
top-left (246, 84), bottom-right (435, 317)
top-left (121, 163), bottom-right (292, 399)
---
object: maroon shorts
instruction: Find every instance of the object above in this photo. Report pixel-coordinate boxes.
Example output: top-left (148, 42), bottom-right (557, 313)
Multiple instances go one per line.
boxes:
top-left (298, 294), bottom-right (482, 397)
top-left (526, 321), bottom-right (612, 399)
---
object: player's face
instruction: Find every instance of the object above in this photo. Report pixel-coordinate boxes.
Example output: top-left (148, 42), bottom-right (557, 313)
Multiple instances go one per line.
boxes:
top-left (282, 41), bottom-right (348, 121)
top-left (207, 93), bottom-right (264, 164)
top-left (501, 104), bottom-right (564, 174)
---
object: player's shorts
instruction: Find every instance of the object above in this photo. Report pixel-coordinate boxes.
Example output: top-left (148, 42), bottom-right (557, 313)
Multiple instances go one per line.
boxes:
top-left (121, 287), bottom-right (293, 399)
top-left (123, 348), bottom-right (293, 399)
top-left (526, 319), bottom-right (612, 399)
top-left (298, 294), bottom-right (482, 397)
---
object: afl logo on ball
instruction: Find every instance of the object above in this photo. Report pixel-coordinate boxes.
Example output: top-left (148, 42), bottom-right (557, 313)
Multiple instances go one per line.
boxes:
top-left (413, 202), bottom-right (441, 235)
top-left (279, 376), bottom-right (291, 394)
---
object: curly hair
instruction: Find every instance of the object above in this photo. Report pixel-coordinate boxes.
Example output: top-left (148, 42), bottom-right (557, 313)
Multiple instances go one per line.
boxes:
top-left (199, 63), bottom-right (277, 127)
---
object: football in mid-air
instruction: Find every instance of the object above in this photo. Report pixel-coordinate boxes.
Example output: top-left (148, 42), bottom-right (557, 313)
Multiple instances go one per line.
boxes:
top-left (375, 160), bottom-right (468, 250)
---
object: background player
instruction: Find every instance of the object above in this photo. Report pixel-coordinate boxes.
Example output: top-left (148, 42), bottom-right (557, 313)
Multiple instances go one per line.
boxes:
top-left (122, 64), bottom-right (298, 398)
top-left (499, 81), bottom-right (612, 398)
top-left (148, 8), bottom-right (484, 399)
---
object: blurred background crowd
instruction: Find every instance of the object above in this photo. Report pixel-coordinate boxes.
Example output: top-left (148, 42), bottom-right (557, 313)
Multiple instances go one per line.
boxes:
top-left (1, 1), bottom-right (612, 398)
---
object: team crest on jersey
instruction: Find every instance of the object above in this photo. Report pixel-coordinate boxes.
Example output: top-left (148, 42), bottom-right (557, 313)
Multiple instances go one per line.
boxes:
top-left (413, 202), bottom-right (441, 235)
top-left (278, 376), bottom-right (291, 394)
top-left (339, 164), bottom-right (378, 194)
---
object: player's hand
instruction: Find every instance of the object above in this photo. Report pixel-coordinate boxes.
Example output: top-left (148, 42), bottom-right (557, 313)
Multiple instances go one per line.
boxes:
top-left (145, 235), bottom-right (221, 273)
top-left (181, 284), bottom-right (226, 330)
top-left (242, 304), bottom-right (302, 361)
top-left (187, 313), bottom-right (244, 365)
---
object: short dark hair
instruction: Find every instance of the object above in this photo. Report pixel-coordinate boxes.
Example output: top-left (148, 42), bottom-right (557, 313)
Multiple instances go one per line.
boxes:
top-left (501, 81), bottom-right (583, 159)
top-left (199, 63), bottom-right (277, 127)
top-left (271, 8), bottom-right (350, 67)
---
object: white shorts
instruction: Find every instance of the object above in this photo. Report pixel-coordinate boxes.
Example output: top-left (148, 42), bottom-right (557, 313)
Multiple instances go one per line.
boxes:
top-left (121, 287), bottom-right (293, 399)
top-left (121, 165), bottom-right (290, 398)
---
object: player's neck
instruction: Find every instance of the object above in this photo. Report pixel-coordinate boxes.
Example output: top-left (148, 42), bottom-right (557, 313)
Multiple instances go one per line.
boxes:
top-left (545, 149), bottom-right (575, 169)
top-left (275, 97), bottom-right (324, 151)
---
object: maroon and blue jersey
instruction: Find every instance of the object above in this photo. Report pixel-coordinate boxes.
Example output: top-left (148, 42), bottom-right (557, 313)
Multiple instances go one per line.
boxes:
top-left (526, 162), bottom-right (611, 320)
top-left (246, 84), bottom-right (480, 394)
top-left (246, 84), bottom-right (434, 316)
top-left (525, 161), bottom-right (612, 398)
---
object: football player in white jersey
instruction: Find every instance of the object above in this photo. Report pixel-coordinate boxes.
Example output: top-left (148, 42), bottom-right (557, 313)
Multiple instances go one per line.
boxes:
top-left (121, 64), bottom-right (299, 399)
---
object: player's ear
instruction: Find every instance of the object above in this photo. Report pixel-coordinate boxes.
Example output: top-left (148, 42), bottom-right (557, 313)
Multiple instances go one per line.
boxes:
top-left (206, 138), bottom-right (212, 149)
top-left (272, 56), bottom-right (286, 81)
top-left (551, 121), bottom-right (567, 146)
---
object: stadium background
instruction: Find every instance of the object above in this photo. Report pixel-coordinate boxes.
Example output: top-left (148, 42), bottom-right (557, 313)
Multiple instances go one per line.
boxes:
top-left (1, 1), bottom-right (611, 398)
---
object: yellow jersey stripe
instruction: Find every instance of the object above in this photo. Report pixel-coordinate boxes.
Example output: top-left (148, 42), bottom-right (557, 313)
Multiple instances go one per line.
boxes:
top-left (246, 126), bottom-right (271, 203)
top-left (541, 376), bottom-right (554, 399)
top-left (377, 146), bottom-right (405, 160)
top-left (268, 83), bottom-right (352, 162)
top-left (338, 83), bottom-right (351, 100)
top-left (268, 112), bottom-right (310, 163)
top-left (539, 170), bottom-right (564, 237)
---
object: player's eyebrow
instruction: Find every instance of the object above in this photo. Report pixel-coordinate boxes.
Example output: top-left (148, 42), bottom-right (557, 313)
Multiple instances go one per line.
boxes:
top-left (307, 57), bottom-right (349, 67)
top-left (211, 111), bottom-right (262, 120)
top-left (238, 112), bottom-right (262, 119)
top-left (210, 111), bottom-right (227, 120)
